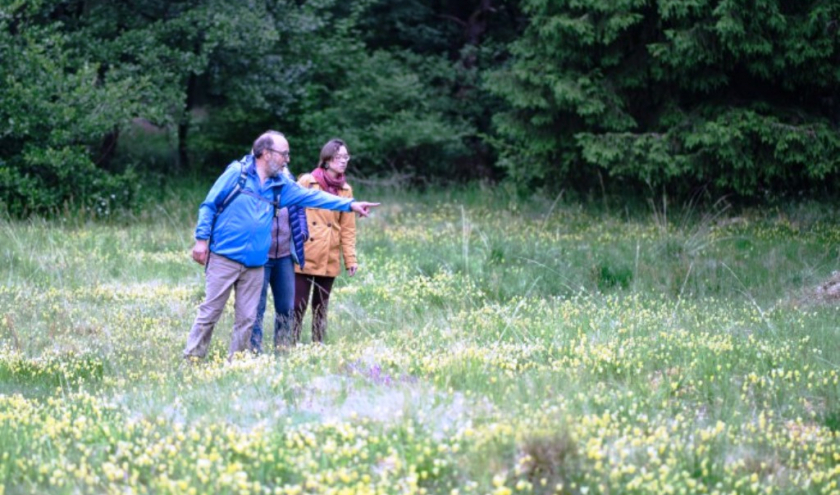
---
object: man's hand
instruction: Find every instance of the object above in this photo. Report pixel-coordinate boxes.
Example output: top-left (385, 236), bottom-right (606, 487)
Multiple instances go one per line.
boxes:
top-left (192, 240), bottom-right (209, 265)
top-left (350, 201), bottom-right (380, 218)
top-left (347, 264), bottom-right (358, 277)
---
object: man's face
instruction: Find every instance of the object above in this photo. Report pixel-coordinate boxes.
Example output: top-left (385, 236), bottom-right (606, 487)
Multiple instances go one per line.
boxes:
top-left (266, 137), bottom-right (290, 177)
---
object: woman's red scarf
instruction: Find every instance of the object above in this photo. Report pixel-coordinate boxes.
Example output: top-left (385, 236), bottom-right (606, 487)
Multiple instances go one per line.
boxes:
top-left (312, 167), bottom-right (346, 196)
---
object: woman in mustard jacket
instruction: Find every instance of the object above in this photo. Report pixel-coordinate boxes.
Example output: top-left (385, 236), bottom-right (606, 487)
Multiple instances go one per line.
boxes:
top-left (292, 138), bottom-right (357, 343)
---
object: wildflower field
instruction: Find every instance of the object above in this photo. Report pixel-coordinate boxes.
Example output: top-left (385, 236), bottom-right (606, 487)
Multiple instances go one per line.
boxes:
top-left (1, 186), bottom-right (839, 495)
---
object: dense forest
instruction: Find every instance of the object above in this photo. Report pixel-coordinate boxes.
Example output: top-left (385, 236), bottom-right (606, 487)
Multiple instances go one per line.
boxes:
top-left (2, 0), bottom-right (839, 215)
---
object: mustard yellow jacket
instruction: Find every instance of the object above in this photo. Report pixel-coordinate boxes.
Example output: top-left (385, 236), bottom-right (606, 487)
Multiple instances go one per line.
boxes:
top-left (294, 173), bottom-right (357, 277)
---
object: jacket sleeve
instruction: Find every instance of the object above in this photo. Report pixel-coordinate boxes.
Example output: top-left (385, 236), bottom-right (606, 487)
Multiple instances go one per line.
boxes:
top-left (339, 186), bottom-right (357, 268)
top-left (289, 204), bottom-right (309, 241)
top-left (194, 165), bottom-right (240, 240)
top-left (276, 174), bottom-right (354, 211)
top-left (297, 206), bottom-right (309, 241)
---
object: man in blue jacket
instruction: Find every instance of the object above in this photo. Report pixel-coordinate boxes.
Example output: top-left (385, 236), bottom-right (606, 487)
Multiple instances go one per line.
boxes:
top-left (184, 130), bottom-right (378, 360)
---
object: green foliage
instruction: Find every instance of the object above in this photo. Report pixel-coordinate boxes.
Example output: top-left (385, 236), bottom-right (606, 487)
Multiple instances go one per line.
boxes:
top-left (267, 1), bottom-right (481, 178)
top-left (182, 0), bottom-right (488, 177)
top-left (297, 48), bottom-right (471, 176)
top-left (0, 0), bottom-right (310, 214)
top-left (0, 0), bottom-right (519, 207)
top-left (350, 1), bottom-right (522, 179)
top-left (0, 6), bottom-right (144, 216)
top-left (5, 0), bottom-right (840, 208)
top-left (488, 0), bottom-right (840, 197)
top-left (180, 0), bottom-right (319, 170)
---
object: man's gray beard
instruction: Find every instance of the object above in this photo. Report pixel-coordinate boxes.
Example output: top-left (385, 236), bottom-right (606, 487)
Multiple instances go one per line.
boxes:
top-left (268, 161), bottom-right (282, 177)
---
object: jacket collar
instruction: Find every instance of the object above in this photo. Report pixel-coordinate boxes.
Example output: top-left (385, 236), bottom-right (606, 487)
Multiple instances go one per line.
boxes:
top-left (241, 154), bottom-right (288, 189)
top-left (240, 154), bottom-right (257, 177)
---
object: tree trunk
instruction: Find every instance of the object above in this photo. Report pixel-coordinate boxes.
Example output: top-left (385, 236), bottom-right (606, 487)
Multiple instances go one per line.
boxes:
top-left (97, 127), bottom-right (120, 170)
top-left (178, 72), bottom-right (197, 171)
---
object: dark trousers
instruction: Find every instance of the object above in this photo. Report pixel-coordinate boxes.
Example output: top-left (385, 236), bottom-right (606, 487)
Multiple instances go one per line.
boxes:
top-left (293, 274), bottom-right (335, 344)
top-left (251, 255), bottom-right (295, 353)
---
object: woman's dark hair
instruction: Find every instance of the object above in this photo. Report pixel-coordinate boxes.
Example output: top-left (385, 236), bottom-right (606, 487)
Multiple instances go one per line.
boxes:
top-left (318, 138), bottom-right (346, 169)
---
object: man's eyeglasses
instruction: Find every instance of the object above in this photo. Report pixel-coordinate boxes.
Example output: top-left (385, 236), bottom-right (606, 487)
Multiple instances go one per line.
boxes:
top-left (334, 154), bottom-right (351, 161)
top-left (268, 148), bottom-right (290, 158)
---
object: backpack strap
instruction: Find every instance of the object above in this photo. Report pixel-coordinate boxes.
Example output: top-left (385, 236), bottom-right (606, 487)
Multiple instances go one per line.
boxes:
top-left (237, 188), bottom-right (280, 209)
top-left (208, 161), bottom-right (249, 254)
top-left (273, 186), bottom-right (282, 217)
top-left (217, 163), bottom-right (249, 213)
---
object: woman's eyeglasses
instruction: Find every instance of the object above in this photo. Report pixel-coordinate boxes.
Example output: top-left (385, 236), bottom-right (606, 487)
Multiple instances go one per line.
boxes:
top-left (334, 154), bottom-right (351, 161)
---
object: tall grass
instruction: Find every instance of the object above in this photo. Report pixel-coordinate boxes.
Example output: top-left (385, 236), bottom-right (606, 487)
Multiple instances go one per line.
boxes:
top-left (0, 184), bottom-right (838, 494)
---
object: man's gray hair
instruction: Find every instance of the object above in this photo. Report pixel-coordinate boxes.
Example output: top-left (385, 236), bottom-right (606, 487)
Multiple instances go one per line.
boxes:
top-left (252, 130), bottom-right (285, 158)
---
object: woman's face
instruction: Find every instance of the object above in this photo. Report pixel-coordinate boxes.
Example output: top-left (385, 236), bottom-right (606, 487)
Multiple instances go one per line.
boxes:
top-left (328, 146), bottom-right (350, 174)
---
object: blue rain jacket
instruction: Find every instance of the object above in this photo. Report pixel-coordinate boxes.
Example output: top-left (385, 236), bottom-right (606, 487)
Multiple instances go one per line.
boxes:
top-left (194, 155), bottom-right (353, 268)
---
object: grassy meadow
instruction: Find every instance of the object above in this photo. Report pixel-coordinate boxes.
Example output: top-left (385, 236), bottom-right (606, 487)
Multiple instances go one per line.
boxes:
top-left (0, 184), bottom-right (839, 494)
